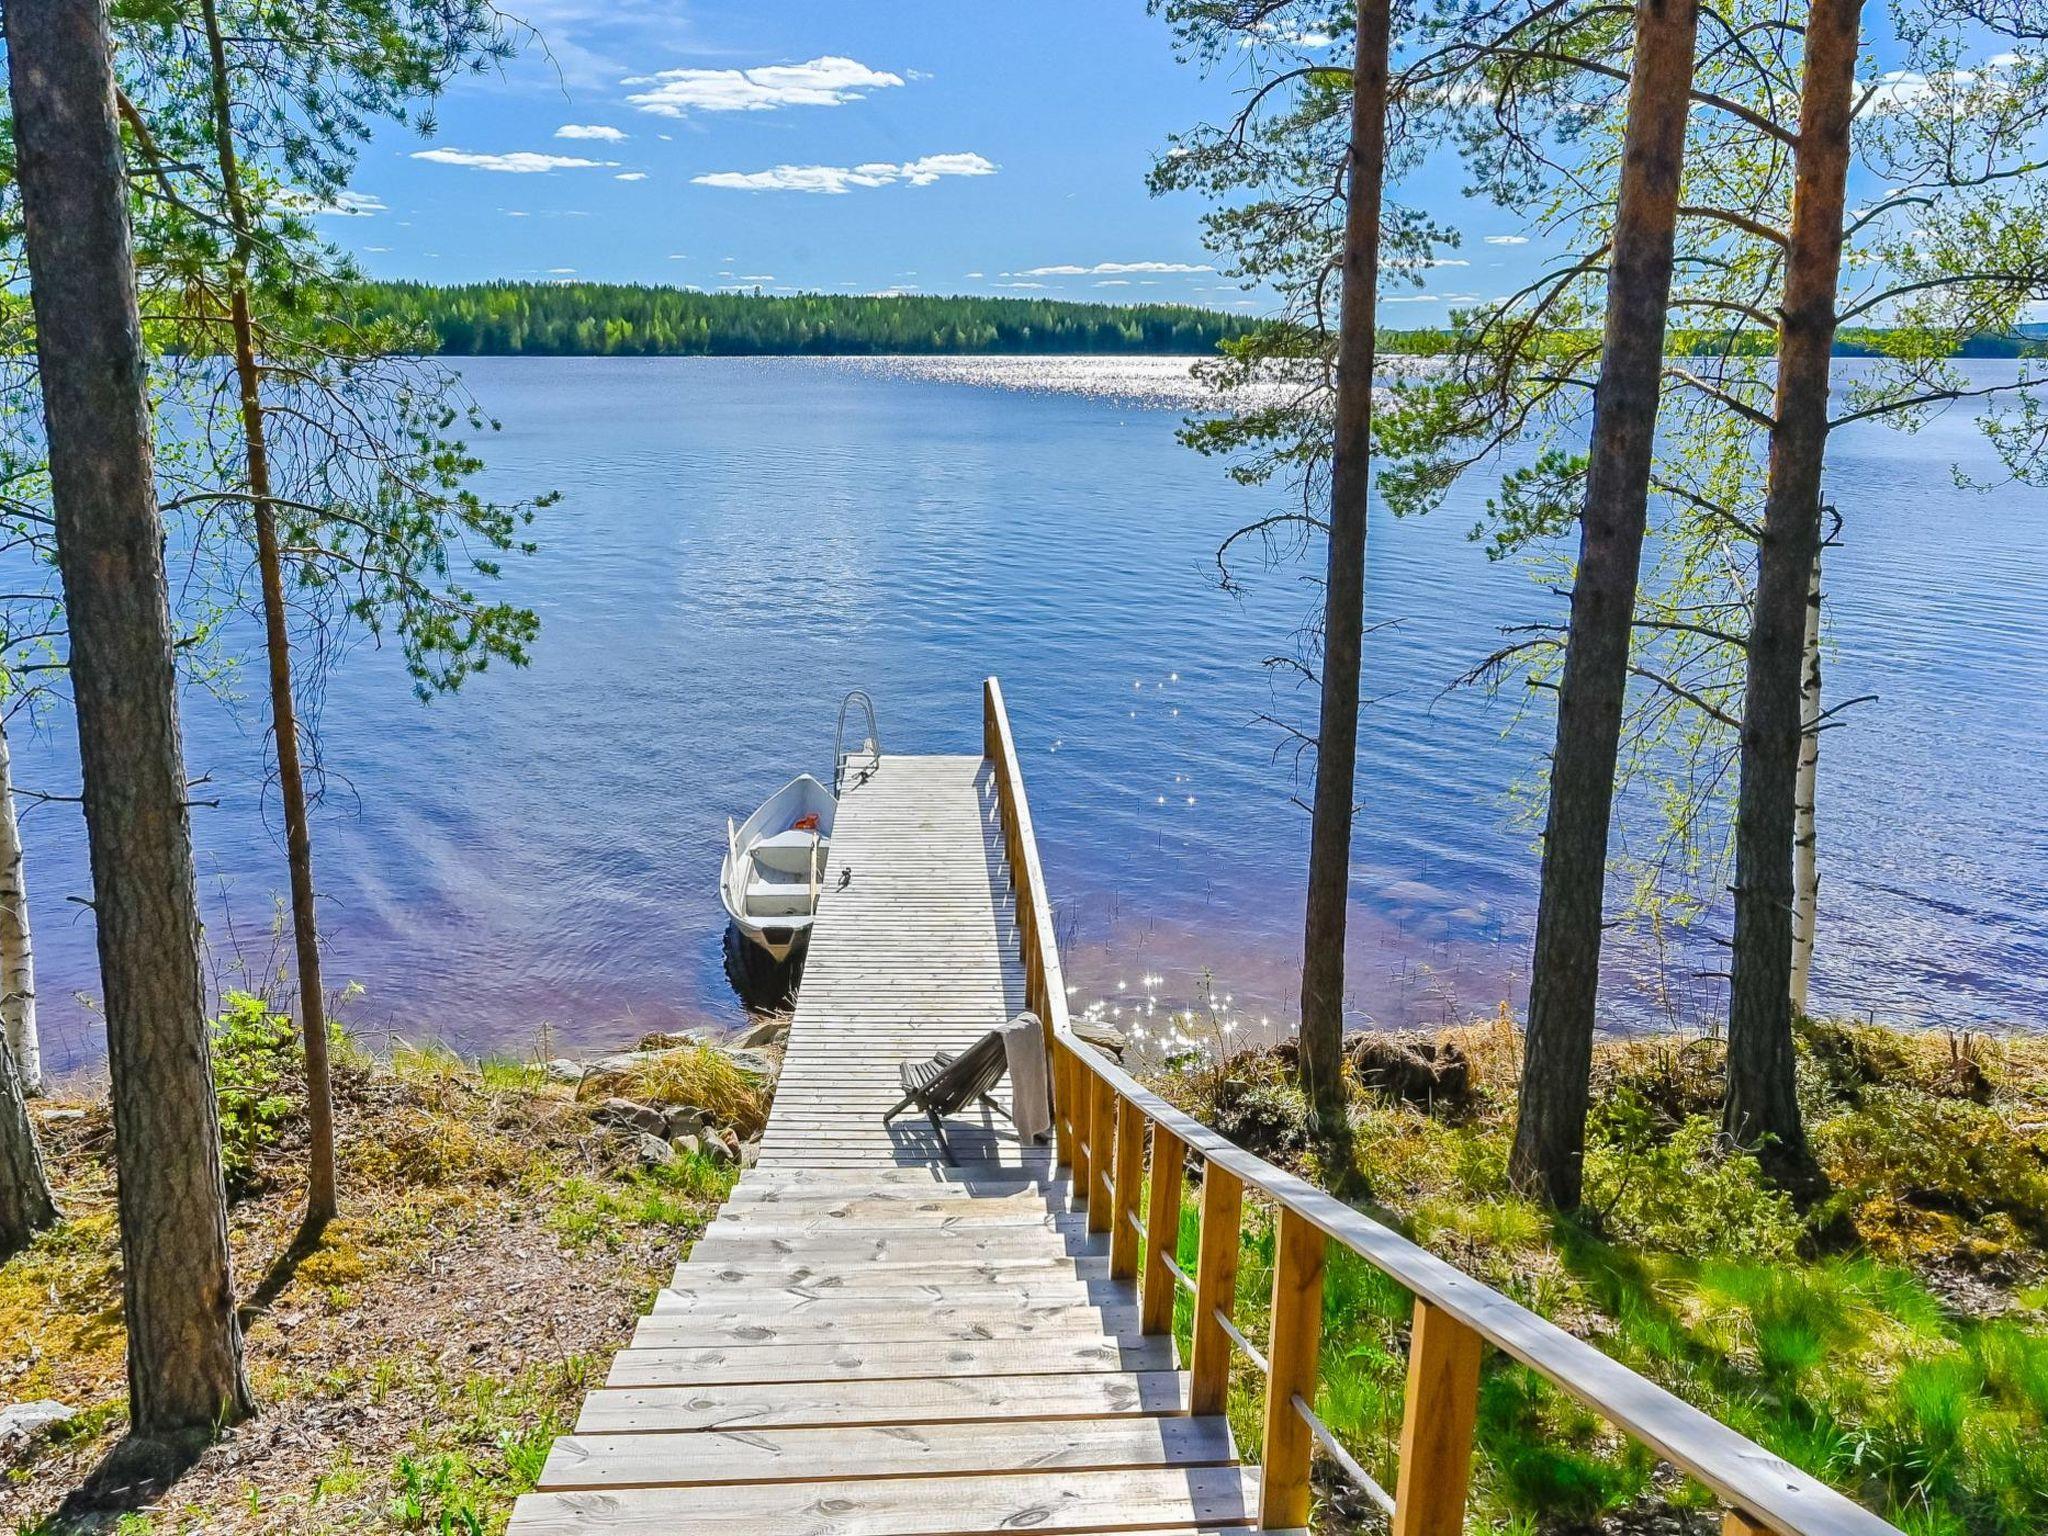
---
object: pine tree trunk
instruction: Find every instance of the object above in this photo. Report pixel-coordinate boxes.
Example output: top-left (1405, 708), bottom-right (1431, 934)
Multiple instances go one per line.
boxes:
top-left (0, 713), bottom-right (43, 1096)
top-left (0, 969), bottom-right (57, 1258)
top-left (1787, 547), bottom-right (1823, 1018)
top-left (1298, 0), bottom-right (1390, 1150)
top-left (1509, 0), bottom-right (1700, 1211)
top-left (199, 0), bottom-right (337, 1233)
top-left (4, 0), bottom-right (253, 1434)
top-left (1724, 0), bottom-right (1862, 1184)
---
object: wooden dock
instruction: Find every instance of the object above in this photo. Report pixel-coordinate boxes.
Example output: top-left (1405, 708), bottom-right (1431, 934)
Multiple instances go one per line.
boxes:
top-left (510, 750), bottom-right (1272, 1535)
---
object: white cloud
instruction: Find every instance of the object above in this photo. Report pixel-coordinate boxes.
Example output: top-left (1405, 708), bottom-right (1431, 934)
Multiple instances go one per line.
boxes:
top-left (965, 270), bottom-right (985, 278)
top-left (1096, 279), bottom-right (1131, 287)
top-left (994, 281), bottom-right (1048, 289)
top-left (280, 187), bottom-right (384, 217)
top-left (693, 152), bottom-right (996, 195)
top-left (627, 56), bottom-right (903, 117)
top-left (412, 148), bottom-right (617, 173)
top-left (548, 267), bottom-right (576, 274)
top-left (1386, 256), bottom-right (1470, 269)
top-left (317, 189), bottom-right (386, 217)
top-left (557, 124), bottom-right (627, 141)
top-left (738, 274), bottom-right (775, 282)
top-left (1484, 235), bottom-right (1529, 246)
top-left (1382, 294), bottom-right (1445, 304)
top-left (615, 171), bottom-right (648, 181)
top-left (1016, 260), bottom-right (1211, 276)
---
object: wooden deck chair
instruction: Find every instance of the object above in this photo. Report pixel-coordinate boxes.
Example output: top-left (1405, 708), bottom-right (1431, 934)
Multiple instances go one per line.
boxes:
top-left (882, 1028), bottom-right (1011, 1164)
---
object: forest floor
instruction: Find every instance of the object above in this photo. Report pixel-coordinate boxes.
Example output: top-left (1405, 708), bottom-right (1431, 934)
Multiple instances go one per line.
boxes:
top-left (0, 1027), bottom-right (747, 1536)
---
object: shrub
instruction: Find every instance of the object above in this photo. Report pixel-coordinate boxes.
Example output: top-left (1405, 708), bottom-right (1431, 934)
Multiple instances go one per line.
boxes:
top-left (1206, 1076), bottom-right (1309, 1163)
top-left (1583, 1090), bottom-right (1804, 1261)
top-left (211, 990), bottom-right (301, 1193)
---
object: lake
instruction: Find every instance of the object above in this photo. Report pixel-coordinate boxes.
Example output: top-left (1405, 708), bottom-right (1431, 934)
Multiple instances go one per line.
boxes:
top-left (12, 355), bottom-right (2046, 1074)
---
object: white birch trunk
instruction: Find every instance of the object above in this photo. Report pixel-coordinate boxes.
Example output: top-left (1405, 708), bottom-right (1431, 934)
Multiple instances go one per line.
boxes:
top-left (1788, 549), bottom-right (1822, 1019)
top-left (0, 713), bottom-right (41, 1095)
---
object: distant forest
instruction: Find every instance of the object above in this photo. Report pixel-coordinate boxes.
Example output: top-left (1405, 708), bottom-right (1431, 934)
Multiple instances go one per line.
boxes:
top-left (343, 282), bottom-right (2048, 360)
top-left (349, 282), bottom-right (1257, 357)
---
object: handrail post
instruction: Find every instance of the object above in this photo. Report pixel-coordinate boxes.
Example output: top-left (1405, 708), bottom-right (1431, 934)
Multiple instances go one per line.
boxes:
top-left (1051, 1041), bottom-right (1074, 1170)
top-left (1109, 1095), bottom-right (1146, 1280)
top-left (1189, 1164), bottom-right (1244, 1415)
top-left (1086, 1071), bottom-right (1117, 1234)
top-left (1261, 1208), bottom-right (1328, 1529)
top-left (1723, 1515), bottom-right (1771, 1536)
top-left (1068, 1055), bottom-right (1092, 1213)
top-left (1140, 1124), bottom-right (1185, 1336)
top-left (1391, 1299), bottom-right (1484, 1536)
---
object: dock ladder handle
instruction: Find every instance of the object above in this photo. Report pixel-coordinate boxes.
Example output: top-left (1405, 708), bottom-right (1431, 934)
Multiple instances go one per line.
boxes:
top-left (835, 689), bottom-right (882, 793)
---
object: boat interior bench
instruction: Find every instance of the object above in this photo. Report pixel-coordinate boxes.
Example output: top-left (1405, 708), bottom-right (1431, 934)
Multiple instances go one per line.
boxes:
top-left (882, 1028), bottom-right (1011, 1164)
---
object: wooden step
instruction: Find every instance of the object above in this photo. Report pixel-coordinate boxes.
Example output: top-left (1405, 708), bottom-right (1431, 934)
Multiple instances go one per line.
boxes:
top-left (630, 1303), bottom-right (1146, 1349)
top-left (575, 1371), bottom-right (1193, 1434)
top-left (538, 1414), bottom-right (1238, 1491)
top-left (507, 1465), bottom-right (1264, 1535)
top-left (688, 1233), bottom-right (1107, 1265)
top-left (652, 1278), bottom-right (1127, 1311)
top-left (672, 1256), bottom-right (1112, 1289)
top-left (706, 1192), bottom-right (1067, 1222)
top-left (606, 1334), bottom-right (1179, 1388)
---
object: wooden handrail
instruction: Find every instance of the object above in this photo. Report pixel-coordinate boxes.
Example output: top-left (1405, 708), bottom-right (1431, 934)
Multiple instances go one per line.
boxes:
top-left (980, 676), bottom-right (1903, 1536)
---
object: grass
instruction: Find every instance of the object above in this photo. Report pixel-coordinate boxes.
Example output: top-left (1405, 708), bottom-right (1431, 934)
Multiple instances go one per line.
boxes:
top-left (1, 1005), bottom-right (732, 1535)
top-left (1145, 1016), bottom-right (2048, 1535)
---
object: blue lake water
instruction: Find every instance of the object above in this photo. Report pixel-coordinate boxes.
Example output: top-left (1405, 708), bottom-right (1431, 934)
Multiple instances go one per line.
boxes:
top-left (12, 355), bottom-right (2046, 1073)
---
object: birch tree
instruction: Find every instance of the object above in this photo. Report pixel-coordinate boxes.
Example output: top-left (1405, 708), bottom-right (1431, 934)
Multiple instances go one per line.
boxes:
top-left (0, 992), bottom-right (55, 1256)
top-left (0, 711), bottom-right (39, 1096)
top-left (0, 345), bottom-right (54, 1101)
top-left (1788, 546), bottom-right (1824, 1017)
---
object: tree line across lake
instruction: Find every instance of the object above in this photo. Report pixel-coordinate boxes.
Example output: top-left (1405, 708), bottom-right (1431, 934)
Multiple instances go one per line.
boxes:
top-left (345, 282), bottom-right (2048, 359)
top-left (349, 283), bottom-right (1257, 356)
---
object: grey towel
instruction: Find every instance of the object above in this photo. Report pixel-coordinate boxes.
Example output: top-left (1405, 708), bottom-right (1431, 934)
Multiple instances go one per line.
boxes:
top-left (1000, 1011), bottom-right (1053, 1144)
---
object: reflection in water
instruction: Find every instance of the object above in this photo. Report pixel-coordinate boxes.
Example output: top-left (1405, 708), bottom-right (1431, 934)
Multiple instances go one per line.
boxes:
top-left (10, 355), bottom-right (2045, 1073)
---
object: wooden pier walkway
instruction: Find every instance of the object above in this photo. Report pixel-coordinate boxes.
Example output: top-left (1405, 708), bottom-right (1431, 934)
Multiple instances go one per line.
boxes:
top-left (509, 748), bottom-right (1268, 1534)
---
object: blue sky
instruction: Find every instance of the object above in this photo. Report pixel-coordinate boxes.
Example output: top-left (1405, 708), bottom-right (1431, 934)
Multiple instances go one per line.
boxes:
top-left (333, 0), bottom-right (1547, 313)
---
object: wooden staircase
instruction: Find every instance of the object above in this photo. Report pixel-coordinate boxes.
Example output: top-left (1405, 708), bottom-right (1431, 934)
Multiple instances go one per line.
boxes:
top-left (508, 753), bottom-right (1285, 1535)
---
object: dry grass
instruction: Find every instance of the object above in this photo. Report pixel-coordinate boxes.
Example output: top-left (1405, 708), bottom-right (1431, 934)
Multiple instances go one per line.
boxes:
top-left (578, 1043), bottom-right (773, 1139)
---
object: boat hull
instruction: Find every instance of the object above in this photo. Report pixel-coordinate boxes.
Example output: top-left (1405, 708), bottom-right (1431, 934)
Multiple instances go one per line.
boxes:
top-left (721, 774), bottom-right (837, 962)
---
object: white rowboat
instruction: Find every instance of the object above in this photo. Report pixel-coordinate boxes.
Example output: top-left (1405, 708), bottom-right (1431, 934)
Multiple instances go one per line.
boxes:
top-left (720, 774), bottom-right (836, 963)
